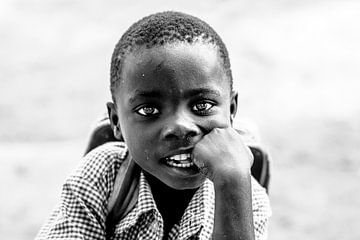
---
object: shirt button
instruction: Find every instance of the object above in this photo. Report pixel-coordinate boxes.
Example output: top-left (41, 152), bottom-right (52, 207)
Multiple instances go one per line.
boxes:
top-left (151, 221), bottom-right (158, 229)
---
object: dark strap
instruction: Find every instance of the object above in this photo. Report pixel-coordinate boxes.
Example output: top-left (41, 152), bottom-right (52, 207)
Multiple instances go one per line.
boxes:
top-left (105, 154), bottom-right (140, 237)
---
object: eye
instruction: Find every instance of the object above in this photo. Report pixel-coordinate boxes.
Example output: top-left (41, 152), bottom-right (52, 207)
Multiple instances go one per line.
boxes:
top-left (136, 106), bottom-right (160, 116)
top-left (192, 102), bottom-right (214, 114)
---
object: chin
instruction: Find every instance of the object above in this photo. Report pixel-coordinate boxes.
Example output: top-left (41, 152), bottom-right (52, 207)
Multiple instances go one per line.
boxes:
top-left (164, 176), bottom-right (206, 190)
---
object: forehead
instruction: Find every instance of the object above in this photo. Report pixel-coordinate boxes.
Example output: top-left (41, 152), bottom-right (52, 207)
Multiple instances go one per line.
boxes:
top-left (115, 42), bottom-right (230, 102)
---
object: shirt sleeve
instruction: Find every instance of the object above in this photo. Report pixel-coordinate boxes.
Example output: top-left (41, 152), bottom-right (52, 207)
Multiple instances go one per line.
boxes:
top-left (251, 177), bottom-right (272, 240)
top-left (35, 142), bottom-right (127, 240)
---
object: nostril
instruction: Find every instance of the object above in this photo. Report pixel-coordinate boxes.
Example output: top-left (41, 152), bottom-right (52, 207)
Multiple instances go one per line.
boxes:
top-left (162, 128), bottom-right (199, 142)
top-left (185, 135), bottom-right (193, 145)
top-left (186, 131), bottom-right (197, 139)
top-left (163, 132), bottom-right (178, 140)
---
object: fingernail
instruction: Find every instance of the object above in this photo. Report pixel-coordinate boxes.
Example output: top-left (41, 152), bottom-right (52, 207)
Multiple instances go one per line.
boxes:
top-left (193, 157), bottom-right (204, 168)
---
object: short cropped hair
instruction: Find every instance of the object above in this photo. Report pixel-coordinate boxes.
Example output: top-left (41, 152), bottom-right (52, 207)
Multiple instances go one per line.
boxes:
top-left (110, 11), bottom-right (233, 98)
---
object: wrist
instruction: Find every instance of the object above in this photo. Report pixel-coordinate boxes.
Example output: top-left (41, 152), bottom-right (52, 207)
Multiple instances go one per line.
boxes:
top-left (212, 166), bottom-right (251, 187)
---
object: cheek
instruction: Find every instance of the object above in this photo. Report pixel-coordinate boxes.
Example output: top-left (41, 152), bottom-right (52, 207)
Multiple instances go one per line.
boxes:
top-left (200, 109), bottom-right (232, 134)
top-left (124, 126), bottom-right (156, 161)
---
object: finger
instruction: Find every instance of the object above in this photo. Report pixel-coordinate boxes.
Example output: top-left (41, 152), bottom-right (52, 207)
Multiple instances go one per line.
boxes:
top-left (193, 157), bottom-right (209, 176)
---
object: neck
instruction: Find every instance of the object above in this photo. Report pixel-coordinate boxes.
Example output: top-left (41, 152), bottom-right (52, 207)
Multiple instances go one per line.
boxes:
top-left (144, 172), bottom-right (198, 235)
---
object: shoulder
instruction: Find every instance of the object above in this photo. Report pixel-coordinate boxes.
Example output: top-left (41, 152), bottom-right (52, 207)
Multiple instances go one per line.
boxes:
top-left (85, 141), bottom-right (128, 164)
top-left (72, 142), bottom-right (129, 184)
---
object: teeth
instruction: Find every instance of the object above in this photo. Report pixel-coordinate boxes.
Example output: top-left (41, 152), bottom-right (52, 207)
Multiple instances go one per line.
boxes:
top-left (166, 161), bottom-right (194, 168)
top-left (165, 153), bottom-right (194, 168)
top-left (169, 153), bottom-right (191, 161)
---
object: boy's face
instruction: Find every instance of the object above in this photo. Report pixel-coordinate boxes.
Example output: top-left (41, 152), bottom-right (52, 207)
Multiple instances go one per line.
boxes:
top-left (109, 42), bottom-right (237, 190)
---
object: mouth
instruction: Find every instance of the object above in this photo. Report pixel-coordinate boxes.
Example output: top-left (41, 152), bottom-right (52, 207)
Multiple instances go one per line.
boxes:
top-left (165, 153), bottom-right (194, 168)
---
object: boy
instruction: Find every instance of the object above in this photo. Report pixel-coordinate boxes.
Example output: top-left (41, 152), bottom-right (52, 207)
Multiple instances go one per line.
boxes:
top-left (37, 11), bottom-right (271, 240)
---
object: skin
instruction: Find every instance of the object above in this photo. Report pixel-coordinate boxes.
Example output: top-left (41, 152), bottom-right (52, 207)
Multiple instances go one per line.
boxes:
top-left (107, 42), bottom-right (255, 239)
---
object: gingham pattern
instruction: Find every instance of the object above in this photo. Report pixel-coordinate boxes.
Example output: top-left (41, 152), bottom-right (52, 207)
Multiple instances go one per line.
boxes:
top-left (36, 142), bottom-right (271, 240)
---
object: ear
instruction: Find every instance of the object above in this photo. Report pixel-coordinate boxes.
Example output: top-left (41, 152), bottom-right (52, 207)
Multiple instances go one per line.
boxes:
top-left (230, 91), bottom-right (238, 125)
top-left (106, 102), bottom-right (122, 140)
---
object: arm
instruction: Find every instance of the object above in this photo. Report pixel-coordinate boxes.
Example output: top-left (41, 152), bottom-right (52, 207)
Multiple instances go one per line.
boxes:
top-left (193, 127), bottom-right (256, 240)
top-left (213, 170), bottom-right (254, 240)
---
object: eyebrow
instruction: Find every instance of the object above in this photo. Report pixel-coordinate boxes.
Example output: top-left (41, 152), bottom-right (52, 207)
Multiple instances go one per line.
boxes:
top-left (128, 88), bottom-right (221, 103)
top-left (183, 88), bottom-right (221, 98)
top-left (129, 90), bottom-right (164, 103)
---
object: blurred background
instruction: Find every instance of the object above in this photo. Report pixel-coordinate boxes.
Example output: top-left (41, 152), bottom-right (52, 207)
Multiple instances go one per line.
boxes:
top-left (1, 0), bottom-right (359, 239)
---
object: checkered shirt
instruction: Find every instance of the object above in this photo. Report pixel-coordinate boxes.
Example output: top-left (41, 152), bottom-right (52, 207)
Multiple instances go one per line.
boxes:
top-left (36, 142), bottom-right (271, 240)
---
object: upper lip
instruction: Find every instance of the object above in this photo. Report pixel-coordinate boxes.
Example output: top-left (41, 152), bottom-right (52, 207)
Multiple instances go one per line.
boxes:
top-left (162, 147), bottom-right (194, 159)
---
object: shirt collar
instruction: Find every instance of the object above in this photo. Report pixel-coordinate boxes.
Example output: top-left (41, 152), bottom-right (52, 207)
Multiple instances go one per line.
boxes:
top-left (115, 172), bottom-right (160, 234)
top-left (115, 172), bottom-right (215, 239)
top-left (176, 177), bottom-right (214, 239)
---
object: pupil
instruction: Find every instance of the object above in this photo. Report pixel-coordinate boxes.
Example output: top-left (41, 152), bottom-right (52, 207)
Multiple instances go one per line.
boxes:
top-left (197, 103), bottom-right (206, 110)
top-left (144, 107), bottom-right (153, 114)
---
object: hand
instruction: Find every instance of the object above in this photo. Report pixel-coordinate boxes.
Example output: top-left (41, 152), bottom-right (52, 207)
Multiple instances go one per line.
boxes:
top-left (192, 127), bottom-right (253, 183)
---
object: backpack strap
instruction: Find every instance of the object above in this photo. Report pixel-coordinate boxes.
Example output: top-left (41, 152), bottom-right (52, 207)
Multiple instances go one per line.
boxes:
top-left (105, 153), bottom-right (140, 236)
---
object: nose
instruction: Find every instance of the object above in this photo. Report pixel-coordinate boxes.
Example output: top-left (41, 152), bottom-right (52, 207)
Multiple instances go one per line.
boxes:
top-left (160, 110), bottom-right (201, 143)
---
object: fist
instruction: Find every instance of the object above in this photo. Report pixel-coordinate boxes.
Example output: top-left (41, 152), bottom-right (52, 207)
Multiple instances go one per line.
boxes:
top-left (192, 127), bottom-right (253, 182)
